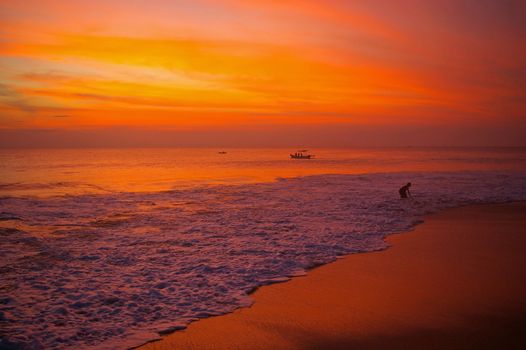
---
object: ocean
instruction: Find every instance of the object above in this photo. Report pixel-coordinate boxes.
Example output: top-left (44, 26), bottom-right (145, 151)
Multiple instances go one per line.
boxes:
top-left (1, 147), bottom-right (526, 349)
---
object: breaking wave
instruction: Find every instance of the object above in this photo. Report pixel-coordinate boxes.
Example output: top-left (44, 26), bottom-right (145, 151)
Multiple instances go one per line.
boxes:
top-left (1, 171), bottom-right (526, 349)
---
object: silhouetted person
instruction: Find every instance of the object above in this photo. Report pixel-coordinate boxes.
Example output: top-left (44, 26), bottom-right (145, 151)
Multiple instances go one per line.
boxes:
top-left (399, 182), bottom-right (412, 199)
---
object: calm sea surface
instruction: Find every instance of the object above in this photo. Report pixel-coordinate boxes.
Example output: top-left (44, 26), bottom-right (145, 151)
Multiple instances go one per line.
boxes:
top-left (2, 147), bottom-right (526, 197)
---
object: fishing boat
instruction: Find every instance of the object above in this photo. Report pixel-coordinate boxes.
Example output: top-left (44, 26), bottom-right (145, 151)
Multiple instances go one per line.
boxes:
top-left (290, 150), bottom-right (314, 159)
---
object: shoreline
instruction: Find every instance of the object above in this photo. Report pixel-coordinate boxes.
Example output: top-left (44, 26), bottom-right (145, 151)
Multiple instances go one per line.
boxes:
top-left (3, 171), bottom-right (526, 350)
top-left (138, 201), bottom-right (526, 350)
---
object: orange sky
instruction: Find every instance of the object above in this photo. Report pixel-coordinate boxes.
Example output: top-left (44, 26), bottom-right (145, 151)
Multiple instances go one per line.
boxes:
top-left (1, 0), bottom-right (525, 146)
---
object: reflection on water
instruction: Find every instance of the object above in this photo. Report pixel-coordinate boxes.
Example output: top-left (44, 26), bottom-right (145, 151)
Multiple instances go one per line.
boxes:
top-left (1, 147), bottom-right (526, 196)
top-left (1, 146), bottom-right (526, 349)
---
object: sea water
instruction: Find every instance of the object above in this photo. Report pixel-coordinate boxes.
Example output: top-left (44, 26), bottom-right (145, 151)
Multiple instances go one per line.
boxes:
top-left (1, 148), bottom-right (526, 349)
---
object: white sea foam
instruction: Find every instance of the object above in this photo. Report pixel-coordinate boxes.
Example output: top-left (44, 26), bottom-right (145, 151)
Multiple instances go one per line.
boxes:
top-left (1, 171), bottom-right (526, 349)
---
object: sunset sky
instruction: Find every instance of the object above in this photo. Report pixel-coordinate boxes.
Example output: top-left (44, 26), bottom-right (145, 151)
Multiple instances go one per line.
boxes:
top-left (1, 0), bottom-right (525, 147)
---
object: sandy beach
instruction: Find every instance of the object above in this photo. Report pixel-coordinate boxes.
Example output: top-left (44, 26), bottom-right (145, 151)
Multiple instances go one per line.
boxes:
top-left (4, 2), bottom-right (526, 349)
top-left (139, 202), bottom-right (526, 350)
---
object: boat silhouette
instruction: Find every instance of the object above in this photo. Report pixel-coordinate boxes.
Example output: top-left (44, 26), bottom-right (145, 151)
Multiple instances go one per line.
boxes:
top-left (290, 150), bottom-right (314, 159)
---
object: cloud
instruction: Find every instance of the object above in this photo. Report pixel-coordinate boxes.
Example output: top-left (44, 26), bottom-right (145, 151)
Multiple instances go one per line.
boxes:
top-left (1, 0), bottom-right (525, 143)
top-left (0, 83), bottom-right (35, 113)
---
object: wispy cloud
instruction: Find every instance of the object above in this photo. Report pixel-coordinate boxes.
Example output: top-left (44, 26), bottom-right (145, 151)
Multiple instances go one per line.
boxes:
top-left (0, 83), bottom-right (35, 113)
top-left (0, 0), bottom-right (525, 143)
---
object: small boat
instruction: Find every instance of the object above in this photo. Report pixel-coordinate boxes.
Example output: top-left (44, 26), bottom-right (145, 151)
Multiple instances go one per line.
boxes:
top-left (218, 151), bottom-right (227, 154)
top-left (290, 150), bottom-right (314, 159)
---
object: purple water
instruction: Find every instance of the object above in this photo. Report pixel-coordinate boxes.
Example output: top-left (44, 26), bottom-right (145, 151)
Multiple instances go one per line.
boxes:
top-left (1, 148), bottom-right (526, 349)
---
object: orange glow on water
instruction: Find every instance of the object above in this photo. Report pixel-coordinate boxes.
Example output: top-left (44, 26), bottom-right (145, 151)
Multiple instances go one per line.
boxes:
top-left (2, 147), bottom-right (525, 197)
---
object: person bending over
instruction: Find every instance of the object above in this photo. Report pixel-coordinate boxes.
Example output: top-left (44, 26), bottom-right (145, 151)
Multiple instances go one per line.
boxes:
top-left (399, 182), bottom-right (412, 199)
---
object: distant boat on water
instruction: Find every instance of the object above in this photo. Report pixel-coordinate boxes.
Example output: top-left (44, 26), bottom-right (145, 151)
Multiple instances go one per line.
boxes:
top-left (290, 150), bottom-right (314, 159)
top-left (218, 151), bottom-right (227, 154)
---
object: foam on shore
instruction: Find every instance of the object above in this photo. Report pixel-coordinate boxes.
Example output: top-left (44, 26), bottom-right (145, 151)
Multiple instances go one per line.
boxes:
top-left (1, 171), bottom-right (526, 349)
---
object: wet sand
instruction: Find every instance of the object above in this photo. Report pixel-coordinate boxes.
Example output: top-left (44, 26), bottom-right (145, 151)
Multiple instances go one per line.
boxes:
top-left (139, 202), bottom-right (526, 350)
